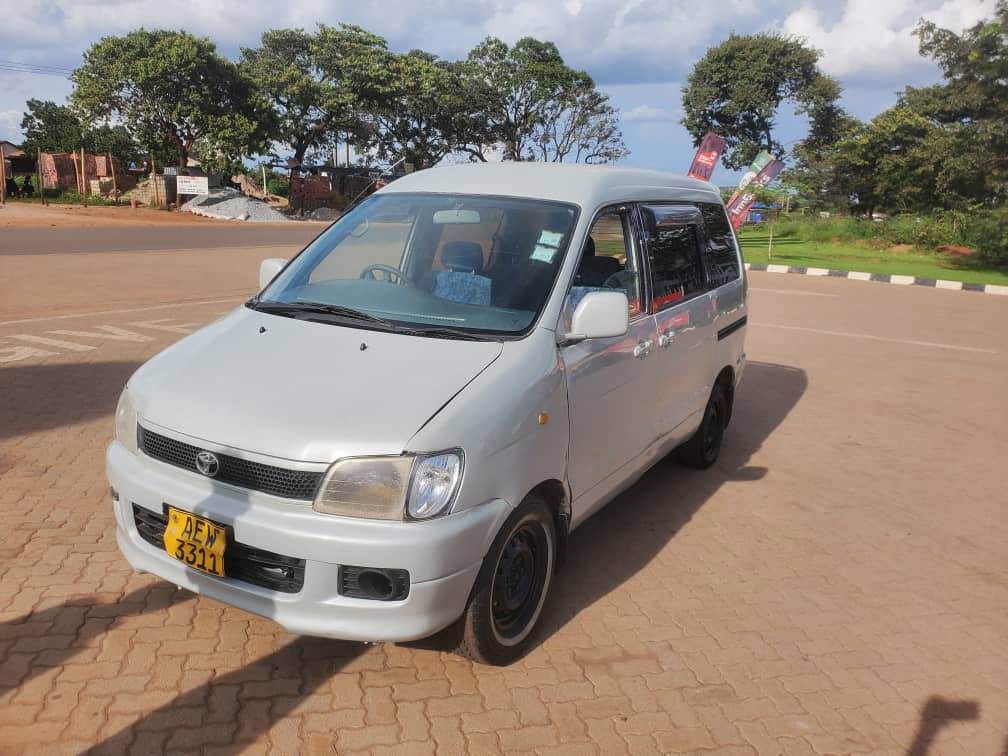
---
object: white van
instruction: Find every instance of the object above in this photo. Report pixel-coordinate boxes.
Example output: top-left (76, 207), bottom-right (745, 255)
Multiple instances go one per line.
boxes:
top-left (108, 163), bottom-right (747, 664)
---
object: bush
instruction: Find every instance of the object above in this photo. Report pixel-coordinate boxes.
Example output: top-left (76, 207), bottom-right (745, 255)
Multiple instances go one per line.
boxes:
top-left (963, 210), bottom-right (1008, 267)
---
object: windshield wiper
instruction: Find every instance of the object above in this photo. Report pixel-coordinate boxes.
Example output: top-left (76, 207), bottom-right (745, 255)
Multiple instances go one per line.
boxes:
top-left (251, 300), bottom-right (394, 328)
top-left (395, 325), bottom-right (491, 341)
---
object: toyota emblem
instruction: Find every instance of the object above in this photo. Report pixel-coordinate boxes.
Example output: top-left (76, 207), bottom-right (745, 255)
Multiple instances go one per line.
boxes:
top-left (195, 450), bottom-right (220, 478)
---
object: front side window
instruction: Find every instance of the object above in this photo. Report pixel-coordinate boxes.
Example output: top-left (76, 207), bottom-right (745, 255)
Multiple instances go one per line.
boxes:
top-left (640, 205), bottom-right (706, 311)
top-left (570, 209), bottom-right (642, 317)
top-left (698, 202), bottom-right (741, 287)
top-left (256, 193), bottom-right (578, 337)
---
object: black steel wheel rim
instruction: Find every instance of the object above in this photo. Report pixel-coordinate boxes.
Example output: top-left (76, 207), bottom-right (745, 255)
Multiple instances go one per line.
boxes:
top-left (492, 522), bottom-right (547, 639)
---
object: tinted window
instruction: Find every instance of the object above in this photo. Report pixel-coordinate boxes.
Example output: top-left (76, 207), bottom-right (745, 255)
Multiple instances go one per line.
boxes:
top-left (640, 205), bottom-right (705, 310)
top-left (698, 202), bottom-right (740, 287)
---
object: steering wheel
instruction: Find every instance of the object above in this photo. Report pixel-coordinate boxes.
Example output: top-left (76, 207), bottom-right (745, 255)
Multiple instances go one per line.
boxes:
top-left (359, 264), bottom-right (409, 285)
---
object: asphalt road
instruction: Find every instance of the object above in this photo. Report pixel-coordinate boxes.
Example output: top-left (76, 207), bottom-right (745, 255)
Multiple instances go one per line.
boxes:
top-left (1, 238), bottom-right (1006, 754)
top-left (0, 224), bottom-right (322, 256)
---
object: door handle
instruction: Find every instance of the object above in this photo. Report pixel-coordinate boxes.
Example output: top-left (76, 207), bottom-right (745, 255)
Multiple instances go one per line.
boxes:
top-left (633, 339), bottom-right (652, 358)
top-left (657, 331), bottom-right (673, 348)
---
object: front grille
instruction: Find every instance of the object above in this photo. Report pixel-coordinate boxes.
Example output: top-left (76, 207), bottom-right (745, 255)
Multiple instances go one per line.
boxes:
top-left (132, 504), bottom-right (306, 594)
top-left (138, 426), bottom-right (323, 500)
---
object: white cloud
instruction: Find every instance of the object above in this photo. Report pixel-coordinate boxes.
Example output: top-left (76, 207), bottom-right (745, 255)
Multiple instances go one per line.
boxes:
top-left (0, 109), bottom-right (23, 144)
top-left (780, 0), bottom-right (990, 81)
top-left (622, 104), bottom-right (677, 122)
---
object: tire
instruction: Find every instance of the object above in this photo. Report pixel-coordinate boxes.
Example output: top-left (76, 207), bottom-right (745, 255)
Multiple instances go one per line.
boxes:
top-left (456, 496), bottom-right (556, 665)
top-left (677, 383), bottom-right (728, 469)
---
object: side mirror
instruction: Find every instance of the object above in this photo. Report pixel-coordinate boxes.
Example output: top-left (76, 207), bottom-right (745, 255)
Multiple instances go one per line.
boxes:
top-left (562, 291), bottom-right (629, 344)
top-left (259, 258), bottom-right (287, 290)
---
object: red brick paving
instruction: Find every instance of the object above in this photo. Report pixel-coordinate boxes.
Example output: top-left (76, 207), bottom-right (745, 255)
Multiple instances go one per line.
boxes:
top-left (1, 248), bottom-right (1007, 754)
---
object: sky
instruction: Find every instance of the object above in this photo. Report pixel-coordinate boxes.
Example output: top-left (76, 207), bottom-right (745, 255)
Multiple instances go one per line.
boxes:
top-left (0, 0), bottom-right (993, 184)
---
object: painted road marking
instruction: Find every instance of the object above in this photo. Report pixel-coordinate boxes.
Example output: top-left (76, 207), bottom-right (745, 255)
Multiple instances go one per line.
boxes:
top-left (756, 322), bottom-right (998, 355)
top-left (9, 334), bottom-right (95, 352)
top-left (0, 298), bottom-right (241, 326)
top-left (49, 326), bottom-right (152, 342)
top-left (0, 318), bottom-right (202, 363)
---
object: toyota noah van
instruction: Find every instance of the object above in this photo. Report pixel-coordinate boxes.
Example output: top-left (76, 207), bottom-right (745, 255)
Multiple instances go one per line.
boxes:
top-left (107, 163), bottom-right (747, 665)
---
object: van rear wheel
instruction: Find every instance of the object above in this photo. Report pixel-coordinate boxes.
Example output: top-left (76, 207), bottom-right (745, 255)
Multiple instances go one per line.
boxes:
top-left (678, 384), bottom-right (728, 469)
top-left (456, 496), bottom-right (555, 665)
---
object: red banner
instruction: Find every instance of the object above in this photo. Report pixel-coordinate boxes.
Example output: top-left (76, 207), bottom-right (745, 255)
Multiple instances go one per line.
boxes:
top-left (687, 132), bottom-right (726, 181)
top-left (725, 158), bottom-right (784, 230)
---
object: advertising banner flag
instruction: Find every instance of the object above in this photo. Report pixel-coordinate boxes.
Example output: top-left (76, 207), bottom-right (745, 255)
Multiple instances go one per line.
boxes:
top-left (725, 158), bottom-right (784, 231)
top-left (687, 132), bottom-right (726, 181)
top-left (726, 150), bottom-right (773, 207)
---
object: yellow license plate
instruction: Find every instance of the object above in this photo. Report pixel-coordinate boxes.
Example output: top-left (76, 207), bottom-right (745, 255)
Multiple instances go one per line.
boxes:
top-left (163, 507), bottom-right (227, 577)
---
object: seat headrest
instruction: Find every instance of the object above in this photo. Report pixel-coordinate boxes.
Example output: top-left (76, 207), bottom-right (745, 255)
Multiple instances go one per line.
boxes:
top-left (583, 237), bottom-right (596, 258)
top-left (441, 241), bottom-right (484, 273)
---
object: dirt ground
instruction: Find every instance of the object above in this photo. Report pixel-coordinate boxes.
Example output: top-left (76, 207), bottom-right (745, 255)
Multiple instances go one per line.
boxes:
top-left (0, 230), bottom-right (1006, 754)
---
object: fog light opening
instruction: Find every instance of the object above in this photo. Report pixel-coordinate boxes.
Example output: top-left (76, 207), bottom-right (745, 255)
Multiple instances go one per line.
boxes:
top-left (358, 569), bottom-right (394, 600)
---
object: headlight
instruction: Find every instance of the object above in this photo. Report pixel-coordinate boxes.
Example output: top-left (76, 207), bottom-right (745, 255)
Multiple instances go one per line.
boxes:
top-left (114, 386), bottom-right (138, 454)
top-left (407, 451), bottom-right (463, 520)
top-left (313, 450), bottom-right (463, 521)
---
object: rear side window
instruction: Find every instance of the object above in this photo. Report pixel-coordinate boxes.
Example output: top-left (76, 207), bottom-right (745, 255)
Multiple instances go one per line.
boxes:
top-left (639, 205), bottom-right (706, 311)
top-left (698, 202), bottom-right (740, 287)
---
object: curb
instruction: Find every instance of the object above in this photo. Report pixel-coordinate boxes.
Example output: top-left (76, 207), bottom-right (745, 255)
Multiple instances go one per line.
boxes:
top-left (744, 263), bottom-right (1008, 296)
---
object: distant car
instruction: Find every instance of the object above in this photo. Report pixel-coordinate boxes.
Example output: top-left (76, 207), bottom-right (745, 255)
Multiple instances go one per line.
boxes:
top-left (107, 163), bottom-right (748, 665)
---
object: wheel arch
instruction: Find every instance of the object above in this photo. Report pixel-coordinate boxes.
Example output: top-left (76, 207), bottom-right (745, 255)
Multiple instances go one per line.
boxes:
top-left (524, 478), bottom-right (570, 566)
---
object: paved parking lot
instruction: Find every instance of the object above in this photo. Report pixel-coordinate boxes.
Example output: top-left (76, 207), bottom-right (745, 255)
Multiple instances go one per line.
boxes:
top-left (1, 226), bottom-right (1007, 755)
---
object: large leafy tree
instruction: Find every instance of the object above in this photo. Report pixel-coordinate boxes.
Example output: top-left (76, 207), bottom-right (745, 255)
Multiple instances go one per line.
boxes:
top-left (903, 0), bottom-right (1008, 206)
top-left (367, 51), bottom-right (465, 169)
top-left (240, 25), bottom-right (379, 166)
top-left (72, 29), bottom-right (271, 169)
top-left (20, 99), bottom-right (141, 166)
top-left (20, 99), bottom-right (83, 155)
top-left (681, 33), bottom-right (840, 169)
top-left (464, 37), bottom-right (627, 163)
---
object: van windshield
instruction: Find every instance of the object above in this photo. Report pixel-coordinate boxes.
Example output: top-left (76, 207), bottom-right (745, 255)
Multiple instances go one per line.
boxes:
top-left (254, 193), bottom-right (579, 338)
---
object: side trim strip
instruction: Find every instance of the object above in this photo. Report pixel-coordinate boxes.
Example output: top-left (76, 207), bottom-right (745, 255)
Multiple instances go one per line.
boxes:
top-left (718, 316), bottom-right (747, 341)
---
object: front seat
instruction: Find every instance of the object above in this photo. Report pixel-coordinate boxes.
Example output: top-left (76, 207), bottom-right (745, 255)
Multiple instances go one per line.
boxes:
top-left (575, 237), bottom-right (621, 286)
top-left (431, 241), bottom-right (491, 306)
top-left (441, 241), bottom-right (484, 273)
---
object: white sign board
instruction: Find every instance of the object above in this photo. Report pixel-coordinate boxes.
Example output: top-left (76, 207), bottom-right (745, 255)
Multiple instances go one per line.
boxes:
top-left (176, 175), bottom-right (209, 195)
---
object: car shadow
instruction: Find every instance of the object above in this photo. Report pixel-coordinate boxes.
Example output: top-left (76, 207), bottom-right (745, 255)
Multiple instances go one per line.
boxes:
top-left (905, 696), bottom-right (980, 756)
top-left (84, 636), bottom-right (365, 754)
top-left (413, 360), bottom-right (807, 654)
top-left (0, 361), bottom-right (143, 441)
top-left (537, 359), bottom-right (807, 645)
top-left (0, 585), bottom-right (194, 693)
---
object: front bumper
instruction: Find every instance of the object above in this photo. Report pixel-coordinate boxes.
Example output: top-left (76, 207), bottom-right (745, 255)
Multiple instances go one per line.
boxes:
top-left (107, 441), bottom-right (512, 641)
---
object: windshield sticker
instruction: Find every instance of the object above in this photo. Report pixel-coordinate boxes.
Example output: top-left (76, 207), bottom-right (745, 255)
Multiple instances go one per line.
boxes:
top-left (531, 245), bottom-right (557, 263)
top-left (537, 230), bottom-right (563, 248)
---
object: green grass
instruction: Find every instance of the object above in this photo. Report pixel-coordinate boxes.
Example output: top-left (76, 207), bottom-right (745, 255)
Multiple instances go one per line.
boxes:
top-left (738, 230), bottom-right (1008, 286)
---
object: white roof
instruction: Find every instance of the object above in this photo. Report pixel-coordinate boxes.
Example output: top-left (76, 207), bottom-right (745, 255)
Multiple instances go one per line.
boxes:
top-left (378, 162), bottom-right (721, 210)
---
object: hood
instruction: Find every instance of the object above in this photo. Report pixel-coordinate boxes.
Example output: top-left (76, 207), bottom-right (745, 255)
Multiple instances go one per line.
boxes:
top-left (132, 307), bottom-right (503, 462)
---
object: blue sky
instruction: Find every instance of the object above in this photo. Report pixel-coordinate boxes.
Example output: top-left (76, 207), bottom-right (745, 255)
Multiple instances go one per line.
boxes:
top-left (0, 0), bottom-right (992, 184)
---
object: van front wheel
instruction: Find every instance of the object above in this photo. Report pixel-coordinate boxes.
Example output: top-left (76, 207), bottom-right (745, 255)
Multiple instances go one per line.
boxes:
top-left (456, 496), bottom-right (555, 665)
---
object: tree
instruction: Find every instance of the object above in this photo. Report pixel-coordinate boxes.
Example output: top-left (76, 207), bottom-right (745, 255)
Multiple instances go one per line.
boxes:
top-left (241, 26), bottom-right (378, 166)
top-left (20, 99), bottom-right (142, 166)
top-left (530, 82), bottom-right (629, 163)
top-left (904, 1), bottom-right (1008, 206)
top-left (367, 51), bottom-right (464, 169)
top-left (681, 33), bottom-right (840, 169)
top-left (72, 29), bottom-right (271, 168)
top-left (20, 99), bottom-right (83, 155)
top-left (464, 37), bottom-right (627, 162)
